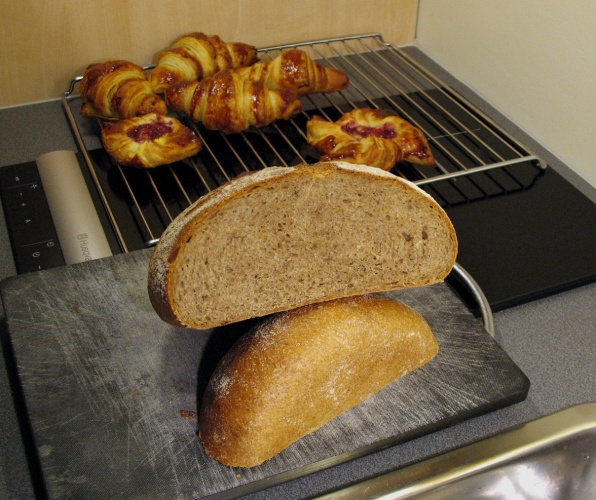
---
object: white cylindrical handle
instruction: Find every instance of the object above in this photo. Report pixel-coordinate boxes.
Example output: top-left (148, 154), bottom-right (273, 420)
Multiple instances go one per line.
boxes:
top-left (36, 150), bottom-right (112, 265)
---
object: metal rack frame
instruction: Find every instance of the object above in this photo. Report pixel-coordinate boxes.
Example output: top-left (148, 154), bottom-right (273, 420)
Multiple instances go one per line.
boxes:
top-left (63, 33), bottom-right (546, 254)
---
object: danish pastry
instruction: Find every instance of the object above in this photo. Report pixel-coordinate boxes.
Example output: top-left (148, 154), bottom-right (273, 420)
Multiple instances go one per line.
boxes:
top-left (166, 70), bottom-right (303, 134)
top-left (101, 113), bottom-right (202, 168)
top-left (307, 115), bottom-right (403, 170)
top-left (234, 49), bottom-right (349, 95)
top-left (150, 32), bottom-right (258, 93)
top-left (80, 60), bottom-right (167, 120)
top-left (307, 108), bottom-right (435, 170)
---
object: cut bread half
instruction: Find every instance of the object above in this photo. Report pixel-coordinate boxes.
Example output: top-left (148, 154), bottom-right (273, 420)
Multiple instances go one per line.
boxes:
top-left (148, 161), bottom-right (457, 329)
top-left (199, 294), bottom-right (439, 467)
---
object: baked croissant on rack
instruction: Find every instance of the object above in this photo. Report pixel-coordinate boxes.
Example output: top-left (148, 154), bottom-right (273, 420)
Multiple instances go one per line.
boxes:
top-left (234, 49), bottom-right (349, 95)
top-left (150, 32), bottom-right (258, 94)
top-left (166, 70), bottom-right (303, 134)
top-left (101, 113), bottom-right (202, 168)
top-left (79, 60), bottom-right (167, 120)
top-left (307, 108), bottom-right (436, 170)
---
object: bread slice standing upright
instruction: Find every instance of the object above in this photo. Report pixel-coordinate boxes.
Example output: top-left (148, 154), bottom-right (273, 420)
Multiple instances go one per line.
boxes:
top-left (148, 161), bottom-right (457, 329)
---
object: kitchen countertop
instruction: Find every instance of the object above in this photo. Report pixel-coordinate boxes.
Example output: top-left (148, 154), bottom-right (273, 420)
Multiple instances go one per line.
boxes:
top-left (0, 47), bottom-right (595, 499)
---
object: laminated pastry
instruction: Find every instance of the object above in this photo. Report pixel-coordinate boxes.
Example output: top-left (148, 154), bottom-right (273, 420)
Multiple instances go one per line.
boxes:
top-left (234, 48), bottom-right (349, 95)
top-left (198, 294), bottom-right (439, 467)
top-left (165, 70), bottom-right (303, 134)
top-left (101, 113), bottom-right (202, 168)
top-left (307, 108), bottom-right (436, 170)
top-left (148, 161), bottom-right (457, 329)
top-left (150, 32), bottom-right (258, 94)
top-left (79, 60), bottom-right (167, 120)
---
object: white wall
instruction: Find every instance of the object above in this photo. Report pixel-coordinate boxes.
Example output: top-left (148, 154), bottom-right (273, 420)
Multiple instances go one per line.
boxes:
top-left (416, 0), bottom-right (596, 188)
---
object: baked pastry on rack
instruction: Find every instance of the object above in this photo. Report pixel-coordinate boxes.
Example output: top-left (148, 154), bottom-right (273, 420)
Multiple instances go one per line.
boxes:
top-left (307, 115), bottom-right (403, 170)
top-left (80, 60), bottom-right (167, 120)
top-left (101, 113), bottom-right (202, 168)
top-left (150, 32), bottom-right (258, 94)
top-left (166, 70), bottom-right (303, 134)
top-left (234, 49), bottom-right (349, 95)
top-left (307, 108), bottom-right (435, 170)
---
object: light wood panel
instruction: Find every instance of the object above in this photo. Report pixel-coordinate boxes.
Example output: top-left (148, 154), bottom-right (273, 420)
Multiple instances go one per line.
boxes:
top-left (0, 0), bottom-right (418, 107)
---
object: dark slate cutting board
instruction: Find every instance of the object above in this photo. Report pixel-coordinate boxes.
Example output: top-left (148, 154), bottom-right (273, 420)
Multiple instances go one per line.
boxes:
top-left (0, 250), bottom-right (529, 499)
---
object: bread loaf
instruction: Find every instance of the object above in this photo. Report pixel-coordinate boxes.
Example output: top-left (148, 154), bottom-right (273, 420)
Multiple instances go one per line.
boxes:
top-left (148, 161), bottom-right (457, 330)
top-left (198, 294), bottom-right (439, 467)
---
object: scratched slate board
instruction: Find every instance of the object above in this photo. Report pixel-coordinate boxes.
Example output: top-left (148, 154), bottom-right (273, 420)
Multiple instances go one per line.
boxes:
top-left (1, 250), bottom-right (529, 499)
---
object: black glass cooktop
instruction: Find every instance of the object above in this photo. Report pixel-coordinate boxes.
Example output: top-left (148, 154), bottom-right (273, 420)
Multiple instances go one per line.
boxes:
top-left (439, 164), bottom-right (596, 312)
top-left (1, 160), bottom-right (595, 313)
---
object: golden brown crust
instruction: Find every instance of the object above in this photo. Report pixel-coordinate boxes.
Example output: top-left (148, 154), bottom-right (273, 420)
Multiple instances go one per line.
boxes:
top-left (234, 49), bottom-right (349, 95)
top-left (198, 294), bottom-right (439, 467)
top-left (79, 60), bottom-right (167, 120)
top-left (101, 113), bottom-right (202, 168)
top-left (307, 108), bottom-right (436, 169)
top-left (150, 32), bottom-right (258, 93)
top-left (165, 70), bottom-right (303, 134)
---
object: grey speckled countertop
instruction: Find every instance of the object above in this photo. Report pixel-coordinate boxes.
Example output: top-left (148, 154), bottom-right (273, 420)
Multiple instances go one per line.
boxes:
top-left (0, 48), bottom-right (595, 499)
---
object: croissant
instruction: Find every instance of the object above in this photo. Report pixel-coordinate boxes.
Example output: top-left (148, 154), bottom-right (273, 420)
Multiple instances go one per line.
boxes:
top-left (307, 108), bottom-right (436, 170)
top-left (101, 113), bottom-right (202, 168)
top-left (79, 60), bottom-right (167, 120)
top-left (150, 32), bottom-right (258, 93)
top-left (166, 70), bottom-right (303, 134)
top-left (235, 49), bottom-right (349, 95)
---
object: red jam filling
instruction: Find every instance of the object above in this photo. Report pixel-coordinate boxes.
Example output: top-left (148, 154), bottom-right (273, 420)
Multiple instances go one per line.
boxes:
top-left (341, 120), bottom-right (396, 139)
top-left (128, 119), bottom-right (173, 143)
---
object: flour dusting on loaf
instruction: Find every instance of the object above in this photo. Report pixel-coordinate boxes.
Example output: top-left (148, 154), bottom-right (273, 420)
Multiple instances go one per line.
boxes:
top-left (198, 294), bottom-right (439, 467)
top-left (148, 161), bottom-right (457, 330)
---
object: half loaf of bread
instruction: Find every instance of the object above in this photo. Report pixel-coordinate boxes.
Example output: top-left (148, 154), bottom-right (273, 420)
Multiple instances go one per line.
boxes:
top-left (198, 294), bottom-right (439, 467)
top-left (148, 161), bottom-right (457, 329)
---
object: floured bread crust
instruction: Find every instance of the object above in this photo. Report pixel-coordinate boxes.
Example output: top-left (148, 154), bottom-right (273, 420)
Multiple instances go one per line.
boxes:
top-left (198, 294), bottom-right (439, 467)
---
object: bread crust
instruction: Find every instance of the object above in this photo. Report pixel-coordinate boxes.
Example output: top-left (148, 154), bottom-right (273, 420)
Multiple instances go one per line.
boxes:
top-left (198, 294), bottom-right (439, 467)
top-left (147, 161), bottom-right (457, 329)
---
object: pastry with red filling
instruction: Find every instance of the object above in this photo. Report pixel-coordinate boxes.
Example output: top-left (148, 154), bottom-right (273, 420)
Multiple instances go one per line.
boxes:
top-left (307, 108), bottom-right (435, 171)
top-left (101, 113), bottom-right (202, 168)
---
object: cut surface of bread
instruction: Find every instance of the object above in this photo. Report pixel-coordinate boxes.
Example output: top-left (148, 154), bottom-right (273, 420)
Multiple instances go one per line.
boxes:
top-left (148, 161), bottom-right (457, 329)
top-left (198, 294), bottom-right (439, 467)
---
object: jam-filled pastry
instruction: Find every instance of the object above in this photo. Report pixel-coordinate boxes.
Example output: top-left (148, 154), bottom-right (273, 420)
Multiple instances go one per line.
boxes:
top-left (80, 60), bottom-right (167, 120)
top-left (166, 70), bottom-right (303, 134)
top-left (307, 108), bottom-right (436, 170)
top-left (234, 49), bottom-right (349, 95)
top-left (150, 32), bottom-right (258, 94)
top-left (307, 115), bottom-right (403, 170)
top-left (101, 113), bottom-right (202, 168)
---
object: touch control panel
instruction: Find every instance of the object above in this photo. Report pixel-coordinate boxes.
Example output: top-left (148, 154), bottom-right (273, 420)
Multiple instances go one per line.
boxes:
top-left (0, 162), bottom-right (65, 273)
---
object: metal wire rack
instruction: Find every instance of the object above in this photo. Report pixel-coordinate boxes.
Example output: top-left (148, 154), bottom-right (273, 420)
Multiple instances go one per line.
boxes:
top-left (63, 33), bottom-right (546, 254)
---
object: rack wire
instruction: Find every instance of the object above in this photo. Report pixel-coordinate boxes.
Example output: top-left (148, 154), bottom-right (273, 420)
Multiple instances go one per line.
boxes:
top-left (63, 33), bottom-right (546, 254)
